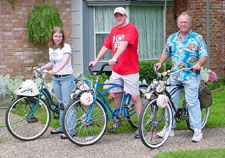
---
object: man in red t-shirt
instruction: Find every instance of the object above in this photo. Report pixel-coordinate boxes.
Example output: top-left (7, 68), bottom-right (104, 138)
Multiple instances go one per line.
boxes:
top-left (89, 7), bottom-right (142, 138)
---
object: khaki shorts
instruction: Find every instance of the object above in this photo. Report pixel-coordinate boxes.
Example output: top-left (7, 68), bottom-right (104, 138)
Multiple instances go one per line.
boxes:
top-left (109, 71), bottom-right (140, 96)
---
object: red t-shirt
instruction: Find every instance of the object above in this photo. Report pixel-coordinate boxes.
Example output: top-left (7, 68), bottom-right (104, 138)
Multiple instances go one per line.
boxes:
top-left (103, 23), bottom-right (139, 75)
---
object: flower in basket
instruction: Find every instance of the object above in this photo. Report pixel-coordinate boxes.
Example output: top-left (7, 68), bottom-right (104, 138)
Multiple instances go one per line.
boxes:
top-left (200, 67), bottom-right (218, 85)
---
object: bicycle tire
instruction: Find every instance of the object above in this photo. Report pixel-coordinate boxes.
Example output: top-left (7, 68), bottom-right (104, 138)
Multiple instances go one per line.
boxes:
top-left (63, 98), bottom-right (107, 146)
top-left (127, 84), bottom-right (148, 128)
top-left (138, 98), bottom-right (173, 149)
top-left (5, 96), bottom-right (51, 141)
top-left (184, 99), bottom-right (210, 130)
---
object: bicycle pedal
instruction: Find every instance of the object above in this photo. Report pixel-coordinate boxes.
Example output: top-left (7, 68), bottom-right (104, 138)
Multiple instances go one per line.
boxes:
top-left (59, 104), bottom-right (64, 110)
top-left (27, 117), bottom-right (38, 123)
top-left (53, 116), bottom-right (59, 120)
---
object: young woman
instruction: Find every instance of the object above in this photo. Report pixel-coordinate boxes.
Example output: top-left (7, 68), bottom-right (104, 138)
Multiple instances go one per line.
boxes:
top-left (39, 27), bottom-right (75, 139)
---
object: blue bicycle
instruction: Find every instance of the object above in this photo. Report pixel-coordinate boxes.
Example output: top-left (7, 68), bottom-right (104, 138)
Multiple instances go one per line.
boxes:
top-left (62, 63), bottom-right (148, 146)
top-left (5, 68), bottom-right (59, 141)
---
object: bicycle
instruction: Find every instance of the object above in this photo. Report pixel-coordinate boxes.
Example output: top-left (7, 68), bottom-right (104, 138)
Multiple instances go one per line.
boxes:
top-left (138, 66), bottom-right (209, 149)
top-left (62, 63), bottom-right (148, 146)
top-left (5, 67), bottom-right (60, 141)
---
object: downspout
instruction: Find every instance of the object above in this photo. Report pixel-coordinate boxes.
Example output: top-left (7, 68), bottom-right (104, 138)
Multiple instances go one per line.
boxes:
top-left (206, 0), bottom-right (210, 68)
top-left (163, 0), bottom-right (167, 45)
top-left (163, 0), bottom-right (167, 71)
top-left (222, 1), bottom-right (225, 76)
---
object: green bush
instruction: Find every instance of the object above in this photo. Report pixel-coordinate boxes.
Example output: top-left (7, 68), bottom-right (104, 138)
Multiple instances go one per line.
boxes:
top-left (27, 3), bottom-right (63, 44)
top-left (139, 60), bottom-right (172, 84)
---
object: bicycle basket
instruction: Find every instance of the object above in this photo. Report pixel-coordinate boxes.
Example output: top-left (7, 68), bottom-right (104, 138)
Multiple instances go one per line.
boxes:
top-left (198, 82), bottom-right (212, 108)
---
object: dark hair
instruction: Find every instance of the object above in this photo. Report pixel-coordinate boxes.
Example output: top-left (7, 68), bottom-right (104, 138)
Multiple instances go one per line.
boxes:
top-left (48, 27), bottom-right (65, 49)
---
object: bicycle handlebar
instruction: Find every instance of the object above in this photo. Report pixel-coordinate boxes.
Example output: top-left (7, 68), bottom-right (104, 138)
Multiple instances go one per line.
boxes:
top-left (33, 67), bottom-right (48, 79)
top-left (88, 61), bottom-right (121, 76)
top-left (154, 65), bottom-right (200, 78)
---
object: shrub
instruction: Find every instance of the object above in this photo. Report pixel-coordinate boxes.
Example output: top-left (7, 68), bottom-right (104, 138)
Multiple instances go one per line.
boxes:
top-left (27, 3), bottom-right (63, 44)
top-left (139, 60), bottom-right (172, 84)
top-left (0, 75), bottom-right (22, 98)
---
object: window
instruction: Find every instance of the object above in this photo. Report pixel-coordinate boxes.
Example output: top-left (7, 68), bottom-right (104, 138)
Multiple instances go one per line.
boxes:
top-left (130, 6), bottom-right (164, 60)
top-left (94, 7), bottom-right (114, 61)
top-left (94, 6), bottom-right (164, 61)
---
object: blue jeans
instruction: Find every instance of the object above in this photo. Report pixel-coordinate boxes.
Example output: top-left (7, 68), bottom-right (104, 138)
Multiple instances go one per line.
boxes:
top-left (166, 76), bottom-right (201, 130)
top-left (52, 74), bottom-right (76, 134)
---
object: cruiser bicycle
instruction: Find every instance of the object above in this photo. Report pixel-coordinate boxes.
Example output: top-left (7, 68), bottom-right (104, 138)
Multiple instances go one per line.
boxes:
top-left (62, 63), bottom-right (148, 146)
top-left (138, 66), bottom-right (209, 149)
top-left (5, 67), bottom-right (59, 141)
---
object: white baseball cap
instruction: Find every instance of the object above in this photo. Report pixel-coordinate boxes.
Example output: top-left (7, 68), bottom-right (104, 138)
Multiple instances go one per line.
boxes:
top-left (114, 7), bottom-right (127, 15)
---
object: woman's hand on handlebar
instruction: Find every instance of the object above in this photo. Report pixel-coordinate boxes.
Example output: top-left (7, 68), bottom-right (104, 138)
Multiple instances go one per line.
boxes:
top-left (48, 70), bottom-right (57, 75)
top-left (36, 68), bottom-right (42, 73)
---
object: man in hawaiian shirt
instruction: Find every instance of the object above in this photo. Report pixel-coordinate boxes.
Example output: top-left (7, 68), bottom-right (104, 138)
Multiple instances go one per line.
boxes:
top-left (155, 12), bottom-right (208, 142)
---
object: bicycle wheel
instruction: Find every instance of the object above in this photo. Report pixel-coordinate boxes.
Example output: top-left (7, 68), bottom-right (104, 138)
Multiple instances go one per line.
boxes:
top-left (126, 84), bottom-right (148, 128)
top-left (185, 99), bottom-right (210, 129)
top-left (63, 98), bottom-right (107, 146)
top-left (5, 96), bottom-right (51, 141)
top-left (138, 98), bottom-right (173, 149)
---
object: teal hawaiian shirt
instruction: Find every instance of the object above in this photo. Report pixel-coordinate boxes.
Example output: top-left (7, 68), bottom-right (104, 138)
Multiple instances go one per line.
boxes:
top-left (163, 29), bottom-right (208, 81)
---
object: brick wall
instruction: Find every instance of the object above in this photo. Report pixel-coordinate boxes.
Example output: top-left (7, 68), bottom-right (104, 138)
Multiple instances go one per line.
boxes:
top-left (166, 0), bottom-right (225, 77)
top-left (0, 0), bottom-right (72, 79)
top-left (0, 0), bottom-right (224, 79)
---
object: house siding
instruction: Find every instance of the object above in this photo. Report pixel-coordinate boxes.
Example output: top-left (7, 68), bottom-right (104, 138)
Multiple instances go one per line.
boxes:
top-left (0, 0), bottom-right (224, 79)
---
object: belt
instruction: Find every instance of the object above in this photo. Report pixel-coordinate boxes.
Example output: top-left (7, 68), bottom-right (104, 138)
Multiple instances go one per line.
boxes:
top-left (54, 74), bottom-right (70, 78)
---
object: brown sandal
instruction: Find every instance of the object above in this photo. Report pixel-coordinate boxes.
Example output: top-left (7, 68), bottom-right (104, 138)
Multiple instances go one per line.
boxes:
top-left (50, 129), bottom-right (64, 134)
top-left (60, 134), bottom-right (67, 139)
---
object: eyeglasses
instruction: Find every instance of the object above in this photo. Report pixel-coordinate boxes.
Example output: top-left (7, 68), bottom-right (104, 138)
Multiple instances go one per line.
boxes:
top-left (178, 21), bottom-right (189, 24)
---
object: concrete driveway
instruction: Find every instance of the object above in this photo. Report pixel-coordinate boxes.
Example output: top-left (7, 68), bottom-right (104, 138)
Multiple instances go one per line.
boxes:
top-left (1, 108), bottom-right (225, 158)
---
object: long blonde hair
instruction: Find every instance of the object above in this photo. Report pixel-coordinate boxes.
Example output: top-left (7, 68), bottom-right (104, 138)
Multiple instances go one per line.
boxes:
top-left (48, 27), bottom-right (65, 49)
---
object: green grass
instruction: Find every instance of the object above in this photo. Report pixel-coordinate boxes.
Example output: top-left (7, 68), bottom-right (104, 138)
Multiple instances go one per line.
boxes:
top-left (204, 87), bottom-right (225, 128)
top-left (155, 148), bottom-right (225, 158)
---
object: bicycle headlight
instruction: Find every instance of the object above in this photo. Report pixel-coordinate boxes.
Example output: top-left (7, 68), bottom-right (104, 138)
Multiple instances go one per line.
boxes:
top-left (156, 95), bottom-right (168, 108)
top-left (80, 92), bottom-right (93, 106)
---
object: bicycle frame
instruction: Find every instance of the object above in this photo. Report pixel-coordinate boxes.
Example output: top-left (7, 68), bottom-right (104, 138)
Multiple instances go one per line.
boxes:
top-left (26, 68), bottom-right (59, 118)
top-left (151, 66), bottom-right (203, 121)
top-left (41, 84), bottom-right (59, 113)
top-left (92, 81), bottom-right (133, 121)
top-left (164, 83), bottom-right (184, 115)
top-left (86, 63), bottom-right (147, 122)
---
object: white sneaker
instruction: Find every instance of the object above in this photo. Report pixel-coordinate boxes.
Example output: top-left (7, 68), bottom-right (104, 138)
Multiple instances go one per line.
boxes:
top-left (192, 129), bottom-right (203, 142)
top-left (157, 126), bottom-right (175, 138)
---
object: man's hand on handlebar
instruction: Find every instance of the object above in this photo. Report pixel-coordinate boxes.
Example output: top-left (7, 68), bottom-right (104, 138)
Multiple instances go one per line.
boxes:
top-left (155, 62), bottom-right (162, 70)
top-left (192, 62), bottom-right (201, 71)
top-left (89, 60), bottom-right (98, 68)
top-left (109, 58), bottom-right (117, 66)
